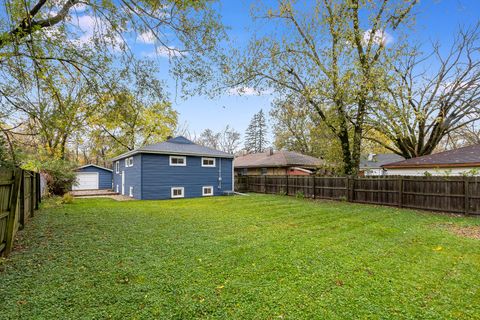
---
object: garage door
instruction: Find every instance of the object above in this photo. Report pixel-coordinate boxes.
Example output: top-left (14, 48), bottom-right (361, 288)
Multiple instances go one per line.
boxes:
top-left (73, 172), bottom-right (99, 190)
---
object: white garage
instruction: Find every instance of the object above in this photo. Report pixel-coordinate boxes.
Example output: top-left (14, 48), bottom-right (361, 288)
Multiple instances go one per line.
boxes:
top-left (72, 172), bottom-right (99, 190)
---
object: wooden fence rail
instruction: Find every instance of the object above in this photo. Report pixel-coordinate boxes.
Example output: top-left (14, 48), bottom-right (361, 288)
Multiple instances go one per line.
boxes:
top-left (0, 168), bottom-right (41, 257)
top-left (235, 175), bottom-right (480, 215)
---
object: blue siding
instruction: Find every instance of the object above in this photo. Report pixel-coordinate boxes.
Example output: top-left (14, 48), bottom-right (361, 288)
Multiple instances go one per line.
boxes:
top-left (77, 166), bottom-right (112, 189)
top-left (141, 154), bottom-right (233, 200)
top-left (112, 154), bottom-right (142, 198)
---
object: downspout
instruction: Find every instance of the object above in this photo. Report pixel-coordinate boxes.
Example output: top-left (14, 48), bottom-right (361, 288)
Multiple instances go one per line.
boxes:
top-left (218, 158), bottom-right (222, 190)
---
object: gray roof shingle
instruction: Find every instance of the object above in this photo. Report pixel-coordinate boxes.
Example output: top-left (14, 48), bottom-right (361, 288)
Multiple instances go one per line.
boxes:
top-left (111, 136), bottom-right (233, 161)
top-left (234, 150), bottom-right (323, 168)
top-left (382, 144), bottom-right (480, 168)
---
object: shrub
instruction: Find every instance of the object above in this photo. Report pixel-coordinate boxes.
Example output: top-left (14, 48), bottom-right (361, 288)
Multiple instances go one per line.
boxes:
top-left (295, 190), bottom-right (305, 199)
top-left (61, 193), bottom-right (74, 204)
top-left (23, 159), bottom-right (77, 195)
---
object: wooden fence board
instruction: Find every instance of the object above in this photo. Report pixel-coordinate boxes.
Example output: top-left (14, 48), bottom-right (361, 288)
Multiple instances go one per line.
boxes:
top-left (0, 168), bottom-right (41, 257)
top-left (235, 175), bottom-right (480, 216)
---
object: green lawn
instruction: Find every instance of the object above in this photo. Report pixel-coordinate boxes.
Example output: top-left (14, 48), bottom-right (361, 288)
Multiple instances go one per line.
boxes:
top-left (1, 195), bottom-right (479, 319)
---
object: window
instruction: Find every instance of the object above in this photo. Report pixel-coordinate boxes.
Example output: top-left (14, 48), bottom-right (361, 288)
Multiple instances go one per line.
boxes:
top-left (171, 187), bottom-right (184, 198)
top-left (115, 161), bottom-right (119, 173)
top-left (170, 156), bottom-right (186, 166)
top-left (202, 186), bottom-right (213, 196)
top-left (261, 168), bottom-right (268, 175)
top-left (239, 168), bottom-right (248, 176)
top-left (202, 157), bottom-right (216, 167)
top-left (125, 157), bottom-right (133, 167)
top-left (129, 186), bottom-right (133, 197)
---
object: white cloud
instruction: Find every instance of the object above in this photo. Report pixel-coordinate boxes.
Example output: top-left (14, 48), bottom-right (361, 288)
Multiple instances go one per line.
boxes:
top-left (137, 30), bottom-right (156, 44)
top-left (155, 46), bottom-right (184, 58)
top-left (72, 15), bottom-right (124, 49)
top-left (228, 86), bottom-right (273, 96)
top-left (363, 29), bottom-right (394, 46)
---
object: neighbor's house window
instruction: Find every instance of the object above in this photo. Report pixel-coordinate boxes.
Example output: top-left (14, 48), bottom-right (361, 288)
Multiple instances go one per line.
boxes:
top-left (129, 186), bottom-right (133, 197)
top-left (171, 187), bottom-right (184, 198)
top-left (202, 186), bottom-right (213, 196)
top-left (261, 168), bottom-right (268, 175)
top-left (170, 156), bottom-right (186, 166)
top-left (125, 157), bottom-right (133, 167)
top-left (115, 161), bottom-right (119, 173)
top-left (202, 157), bottom-right (216, 167)
top-left (240, 168), bottom-right (248, 176)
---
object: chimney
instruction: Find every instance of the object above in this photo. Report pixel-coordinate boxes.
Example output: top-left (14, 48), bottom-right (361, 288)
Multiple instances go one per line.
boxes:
top-left (268, 148), bottom-right (274, 156)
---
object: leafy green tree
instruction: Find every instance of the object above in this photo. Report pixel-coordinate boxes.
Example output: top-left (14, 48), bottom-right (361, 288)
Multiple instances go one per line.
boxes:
top-left (0, 0), bottom-right (224, 160)
top-left (270, 94), bottom-right (343, 165)
top-left (90, 91), bottom-right (177, 152)
top-left (228, 0), bottom-right (416, 174)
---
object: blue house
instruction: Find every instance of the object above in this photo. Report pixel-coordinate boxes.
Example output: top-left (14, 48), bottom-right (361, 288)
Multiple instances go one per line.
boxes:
top-left (73, 164), bottom-right (113, 190)
top-left (111, 136), bottom-right (234, 200)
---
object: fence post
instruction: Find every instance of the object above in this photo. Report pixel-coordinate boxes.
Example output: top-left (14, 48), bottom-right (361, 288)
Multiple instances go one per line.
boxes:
top-left (398, 176), bottom-right (403, 208)
top-left (464, 177), bottom-right (470, 215)
top-left (312, 175), bottom-right (316, 199)
top-left (286, 175), bottom-right (289, 196)
top-left (36, 172), bottom-right (41, 205)
top-left (19, 173), bottom-right (25, 230)
top-left (346, 176), bottom-right (352, 202)
top-left (4, 169), bottom-right (22, 256)
top-left (263, 175), bottom-right (267, 193)
top-left (30, 172), bottom-right (35, 217)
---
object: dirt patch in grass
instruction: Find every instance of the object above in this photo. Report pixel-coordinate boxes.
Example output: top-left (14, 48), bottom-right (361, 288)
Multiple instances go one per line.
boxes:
top-left (448, 225), bottom-right (480, 240)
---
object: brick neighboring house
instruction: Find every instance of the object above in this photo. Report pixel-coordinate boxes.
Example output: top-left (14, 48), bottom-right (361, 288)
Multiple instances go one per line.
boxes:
top-left (382, 144), bottom-right (480, 176)
top-left (234, 149), bottom-right (324, 176)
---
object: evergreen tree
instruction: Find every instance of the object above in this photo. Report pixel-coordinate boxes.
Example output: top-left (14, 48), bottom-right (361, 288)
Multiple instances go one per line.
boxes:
top-left (244, 110), bottom-right (269, 153)
top-left (244, 114), bottom-right (258, 152)
top-left (256, 109), bottom-right (268, 152)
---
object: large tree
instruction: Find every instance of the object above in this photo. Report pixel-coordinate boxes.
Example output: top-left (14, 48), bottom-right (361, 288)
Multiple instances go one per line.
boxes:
top-left (0, 0), bottom-right (224, 163)
top-left (195, 125), bottom-right (241, 154)
top-left (270, 94), bottom-right (344, 166)
top-left (228, 0), bottom-right (416, 174)
top-left (369, 25), bottom-right (480, 158)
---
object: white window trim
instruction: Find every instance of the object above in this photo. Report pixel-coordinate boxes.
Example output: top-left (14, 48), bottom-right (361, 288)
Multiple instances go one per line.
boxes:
top-left (125, 157), bottom-right (133, 168)
top-left (115, 161), bottom-right (119, 174)
top-left (171, 187), bottom-right (185, 198)
top-left (129, 186), bottom-right (133, 197)
top-left (169, 156), bottom-right (186, 166)
top-left (201, 157), bottom-right (216, 167)
top-left (202, 186), bottom-right (214, 196)
top-left (116, 185), bottom-right (119, 193)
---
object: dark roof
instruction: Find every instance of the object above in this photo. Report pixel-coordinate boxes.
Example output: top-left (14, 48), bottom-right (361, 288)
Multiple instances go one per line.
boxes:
top-left (382, 144), bottom-right (480, 168)
top-left (76, 164), bottom-right (112, 172)
top-left (359, 154), bottom-right (405, 169)
top-left (234, 150), bottom-right (324, 168)
top-left (111, 136), bottom-right (234, 161)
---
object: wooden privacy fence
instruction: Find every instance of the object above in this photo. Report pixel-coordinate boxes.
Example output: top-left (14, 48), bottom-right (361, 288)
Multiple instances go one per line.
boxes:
top-left (0, 168), bottom-right (41, 257)
top-left (235, 175), bottom-right (480, 215)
